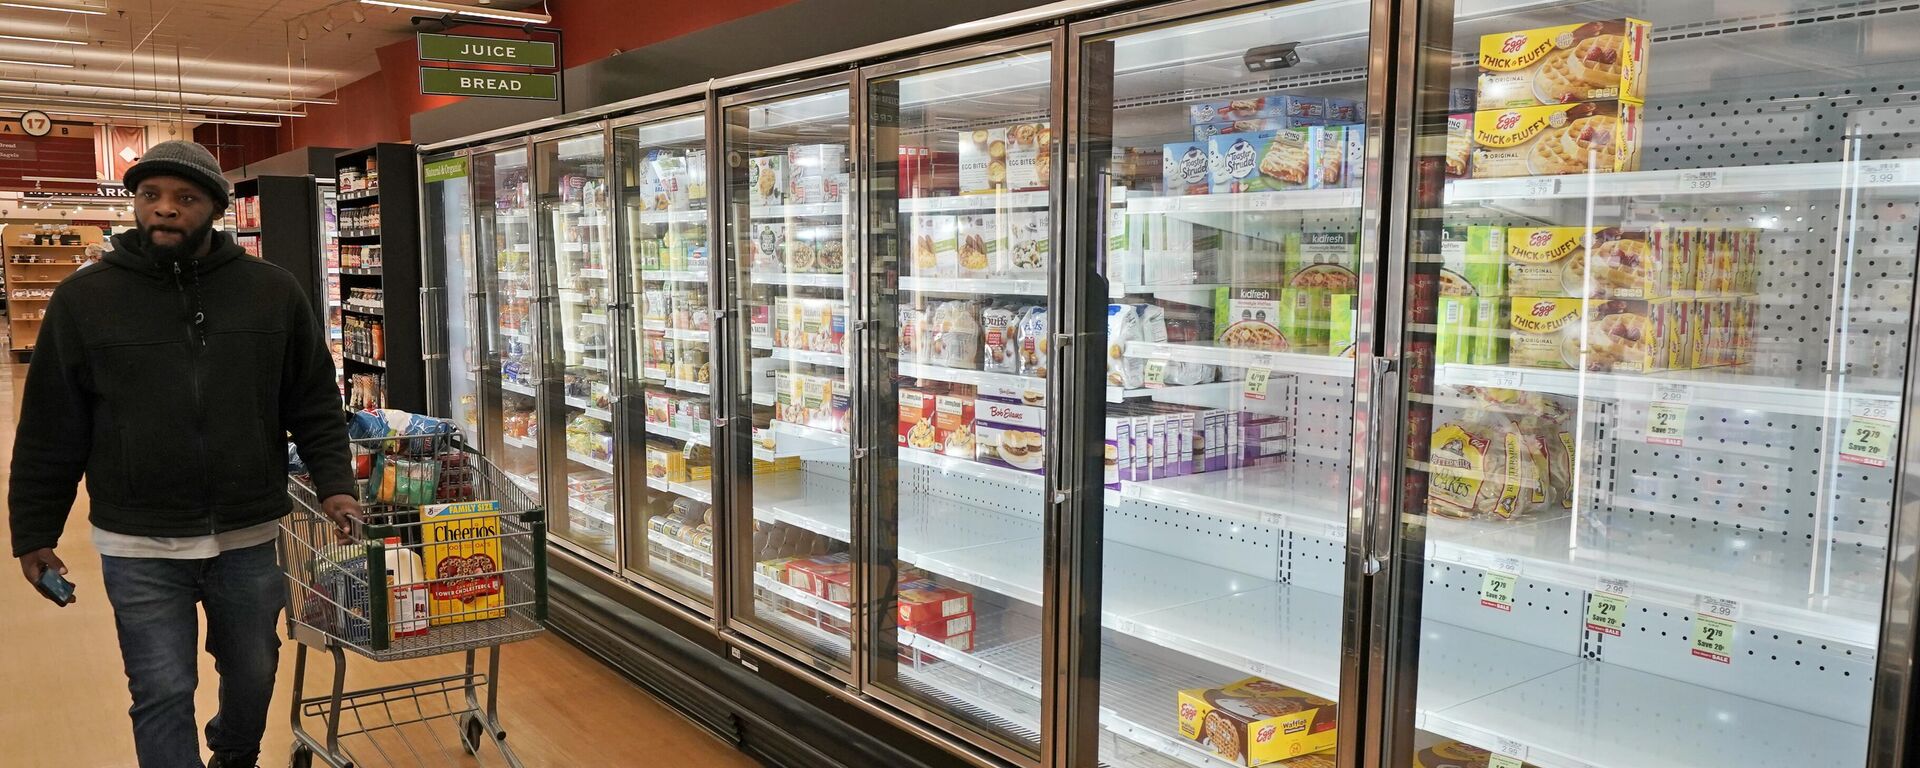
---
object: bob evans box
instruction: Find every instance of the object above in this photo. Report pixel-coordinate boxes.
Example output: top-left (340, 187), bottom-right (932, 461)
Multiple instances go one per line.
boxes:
top-left (1177, 677), bottom-right (1336, 765)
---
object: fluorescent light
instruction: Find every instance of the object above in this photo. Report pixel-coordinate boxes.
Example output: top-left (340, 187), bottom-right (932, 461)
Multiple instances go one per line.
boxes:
top-left (359, 0), bottom-right (551, 23)
top-left (0, 93), bottom-right (305, 116)
top-left (0, 58), bottom-right (73, 68)
top-left (0, 105), bottom-right (283, 127)
top-left (0, 33), bottom-right (86, 45)
top-left (0, 2), bottom-right (106, 14)
top-left (0, 78), bottom-right (327, 105)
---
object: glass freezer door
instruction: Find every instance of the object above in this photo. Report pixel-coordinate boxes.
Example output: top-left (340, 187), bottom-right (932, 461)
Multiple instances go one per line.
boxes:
top-left (535, 129), bottom-right (618, 563)
top-left (1388, 4), bottom-right (1919, 767)
top-left (723, 84), bottom-right (857, 671)
top-left (614, 112), bottom-right (718, 607)
top-left (423, 153), bottom-right (479, 438)
top-left (863, 42), bottom-right (1056, 755)
top-left (473, 144), bottom-right (543, 517)
top-left (1076, 2), bottom-right (1373, 766)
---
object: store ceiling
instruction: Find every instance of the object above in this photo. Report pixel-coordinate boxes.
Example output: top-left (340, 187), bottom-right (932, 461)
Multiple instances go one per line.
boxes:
top-left (0, 0), bottom-right (547, 115)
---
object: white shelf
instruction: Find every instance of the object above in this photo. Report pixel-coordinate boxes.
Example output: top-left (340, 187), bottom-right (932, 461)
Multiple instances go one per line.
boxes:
top-left (647, 528), bottom-right (714, 565)
top-left (566, 451), bottom-right (615, 474)
top-left (633, 208), bottom-right (707, 225)
top-left (501, 381), bottom-right (536, 397)
top-left (647, 475), bottom-right (713, 504)
top-left (750, 271), bottom-right (848, 289)
top-left (577, 267), bottom-right (609, 279)
top-left (1436, 363), bottom-right (1898, 419)
top-left (580, 357), bottom-right (610, 371)
top-left (899, 276), bottom-right (1048, 296)
top-left (563, 398), bottom-right (614, 422)
top-left (751, 201), bottom-right (850, 219)
top-left (770, 419), bottom-right (849, 448)
top-left (1124, 340), bottom-right (1356, 379)
top-left (1105, 380), bottom-right (1242, 406)
top-left (899, 448), bottom-right (1046, 494)
top-left (899, 362), bottom-right (1043, 392)
top-left (568, 498), bottom-right (613, 525)
top-left (1111, 463), bottom-right (1347, 537)
top-left (642, 269), bottom-right (709, 283)
top-left (897, 191), bottom-right (1049, 213)
top-left (579, 313), bottom-right (608, 326)
top-left (643, 324), bottom-right (711, 342)
top-left (646, 421), bottom-right (712, 446)
top-left (495, 270), bottom-right (531, 282)
top-left (1125, 188), bottom-right (1360, 215)
top-left (506, 472), bottom-right (539, 496)
top-left (502, 434), bottom-right (536, 450)
top-left (770, 347), bottom-right (847, 368)
top-left (1445, 158), bottom-right (1920, 202)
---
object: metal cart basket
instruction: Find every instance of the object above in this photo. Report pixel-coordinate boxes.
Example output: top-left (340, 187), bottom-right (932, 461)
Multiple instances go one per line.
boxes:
top-left (280, 431), bottom-right (547, 768)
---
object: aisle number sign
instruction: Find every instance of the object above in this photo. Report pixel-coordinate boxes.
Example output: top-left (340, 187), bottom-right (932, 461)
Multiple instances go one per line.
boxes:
top-left (1840, 399), bottom-right (1898, 468)
top-left (420, 67), bottom-right (558, 101)
top-left (418, 33), bottom-right (557, 68)
top-left (1585, 578), bottom-right (1631, 636)
top-left (1691, 596), bottom-right (1740, 664)
top-left (1243, 367), bottom-right (1271, 401)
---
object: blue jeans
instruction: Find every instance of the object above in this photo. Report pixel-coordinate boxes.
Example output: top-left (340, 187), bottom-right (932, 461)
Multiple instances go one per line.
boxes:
top-left (101, 541), bottom-right (285, 768)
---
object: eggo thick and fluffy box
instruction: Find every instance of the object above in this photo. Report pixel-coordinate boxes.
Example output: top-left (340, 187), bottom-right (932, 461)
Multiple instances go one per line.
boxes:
top-left (1477, 19), bottom-right (1651, 110)
top-left (1471, 100), bottom-right (1642, 178)
top-left (1176, 677), bottom-right (1337, 766)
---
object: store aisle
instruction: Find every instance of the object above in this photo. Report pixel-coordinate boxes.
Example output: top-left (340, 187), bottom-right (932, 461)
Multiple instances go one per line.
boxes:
top-left (0, 364), bottom-right (759, 768)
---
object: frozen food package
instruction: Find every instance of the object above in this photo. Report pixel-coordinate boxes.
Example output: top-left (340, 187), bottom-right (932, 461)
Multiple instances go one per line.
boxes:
top-left (1106, 304), bottom-right (1146, 388)
top-left (1311, 125), bottom-right (1346, 189)
top-left (1213, 287), bottom-right (1292, 351)
top-left (752, 223), bottom-right (788, 273)
top-left (791, 224), bottom-right (846, 275)
top-left (1162, 141), bottom-right (1211, 196)
top-left (749, 154), bottom-right (785, 207)
top-left (929, 301), bottom-right (982, 370)
top-left (1001, 211), bottom-right (1049, 278)
top-left (1446, 114), bottom-right (1472, 178)
top-left (1472, 100), bottom-right (1642, 178)
top-left (899, 305), bottom-right (931, 366)
top-left (959, 128), bottom-right (1009, 194)
top-left (981, 305), bottom-right (1020, 374)
top-left (955, 214), bottom-right (997, 279)
top-left (934, 393), bottom-right (975, 458)
top-left (1208, 130), bottom-right (1311, 193)
top-left (786, 143), bottom-right (846, 204)
top-left (1017, 306), bottom-right (1050, 378)
top-left (899, 388), bottom-right (939, 451)
top-left (1477, 18), bottom-right (1651, 110)
top-left (911, 215), bottom-right (959, 277)
top-left (1426, 414), bottom-right (1550, 521)
top-left (1005, 123), bottom-right (1048, 192)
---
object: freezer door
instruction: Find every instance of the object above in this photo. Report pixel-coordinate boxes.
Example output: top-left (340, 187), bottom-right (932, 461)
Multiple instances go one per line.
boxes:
top-left (471, 144), bottom-right (545, 527)
top-left (533, 128), bottom-right (619, 565)
top-left (1384, 4), bottom-right (1920, 768)
top-left (613, 111), bottom-right (720, 610)
top-left (1071, 1), bottom-right (1377, 766)
top-left (423, 152), bottom-right (479, 439)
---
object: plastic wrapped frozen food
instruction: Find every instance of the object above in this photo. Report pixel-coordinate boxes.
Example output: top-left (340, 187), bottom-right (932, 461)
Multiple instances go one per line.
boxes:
top-left (928, 301), bottom-right (982, 370)
top-left (1106, 304), bottom-right (1146, 388)
top-left (1426, 411), bottom-right (1550, 521)
top-left (900, 306), bottom-right (931, 366)
top-left (981, 305), bottom-right (1020, 373)
top-left (1017, 306), bottom-right (1049, 378)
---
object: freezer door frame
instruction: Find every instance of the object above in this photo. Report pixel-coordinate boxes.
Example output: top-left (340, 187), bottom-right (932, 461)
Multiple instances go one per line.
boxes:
top-left (420, 147), bottom-right (477, 427)
top-left (469, 136), bottom-right (541, 532)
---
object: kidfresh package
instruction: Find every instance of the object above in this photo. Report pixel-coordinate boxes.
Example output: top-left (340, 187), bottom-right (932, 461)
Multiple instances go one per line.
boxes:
top-left (1477, 18), bottom-right (1651, 110)
top-left (1176, 677), bottom-right (1337, 766)
top-left (1208, 130), bottom-right (1312, 193)
top-left (955, 214), bottom-right (997, 278)
top-left (1213, 287), bottom-right (1292, 352)
top-left (1472, 100), bottom-right (1642, 178)
top-left (1439, 225), bottom-right (1508, 364)
top-left (910, 215), bottom-right (959, 277)
top-left (786, 143), bottom-right (846, 205)
top-left (958, 128), bottom-right (1008, 194)
top-left (422, 500), bottom-right (507, 626)
top-left (1505, 225), bottom-right (1597, 297)
top-left (1329, 293), bottom-right (1358, 358)
top-left (1163, 141), bottom-right (1212, 196)
top-left (749, 154), bottom-right (785, 207)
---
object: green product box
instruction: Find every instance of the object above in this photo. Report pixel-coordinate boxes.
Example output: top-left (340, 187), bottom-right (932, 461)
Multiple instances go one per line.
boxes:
top-left (1469, 295), bottom-right (1507, 365)
top-left (1439, 225), bottom-right (1506, 297)
top-left (1279, 287), bottom-right (1328, 351)
top-left (1436, 296), bottom-right (1472, 364)
top-left (1330, 293), bottom-right (1358, 358)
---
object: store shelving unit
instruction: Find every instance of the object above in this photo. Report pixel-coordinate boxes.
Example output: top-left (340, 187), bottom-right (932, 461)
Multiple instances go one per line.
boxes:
top-left (333, 143), bottom-right (421, 412)
top-left (229, 175), bottom-right (325, 319)
top-left (1, 224), bottom-right (98, 357)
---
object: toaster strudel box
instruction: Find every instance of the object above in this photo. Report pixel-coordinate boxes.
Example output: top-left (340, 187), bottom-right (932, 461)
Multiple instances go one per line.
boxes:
top-left (1471, 100), bottom-right (1642, 178)
top-left (1176, 677), bottom-right (1337, 766)
top-left (1477, 18), bottom-right (1651, 110)
top-left (1209, 129), bottom-right (1313, 193)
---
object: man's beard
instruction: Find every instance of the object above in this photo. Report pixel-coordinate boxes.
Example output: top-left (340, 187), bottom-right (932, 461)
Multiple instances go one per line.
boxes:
top-left (139, 219), bottom-right (215, 262)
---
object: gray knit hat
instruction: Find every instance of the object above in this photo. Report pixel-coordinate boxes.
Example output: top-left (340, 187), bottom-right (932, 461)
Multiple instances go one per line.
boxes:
top-left (123, 139), bottom-right (229, 210)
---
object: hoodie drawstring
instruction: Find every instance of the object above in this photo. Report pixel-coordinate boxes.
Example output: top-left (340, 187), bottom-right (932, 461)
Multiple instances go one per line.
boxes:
top-left (171, 259), bottom-right (208, 347)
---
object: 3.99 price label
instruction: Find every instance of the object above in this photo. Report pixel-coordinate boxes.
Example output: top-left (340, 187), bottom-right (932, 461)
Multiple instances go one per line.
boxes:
top-left (1840, 399), bottom-right (1897, 468)
top-left (1243, 367), bottom-right (1271, 401)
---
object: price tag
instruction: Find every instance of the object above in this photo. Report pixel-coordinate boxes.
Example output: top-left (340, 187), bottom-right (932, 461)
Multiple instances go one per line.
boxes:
top-left (1143, 358), bottom-right (1169, 388)
top-left (1646, 402), bottom-right (1687, 446)
top-left (1495, 738), bottom-right (1529, 760)
top-left (1680, 170), bottom-right (1721, 191)
top-left (1480, 568), bottom-right (1518, 612)
top-left (1486, 369), bottom-right (1524, 390)
top-left (1244, 367), bottom-right (1272, 400)
top-left (1598, 576), bottom-right (1633, 598)
top-left (1522, 178), bottom-right (1558, 197)
top-left (1653, 382), bottom-right (1691, 403)
top-left (1489, 755), bottom-right (1525, 768)
top-left (1261, 511), bottom-right (1288, 527)
top-left (1325, 523), bottom-right (1346, 541)
top-left (1841, 399), bottom-right (1898, 468)
top-left (1585, 592), bottom-right (1628, 636)
top-left (1861, 161), bottom-right (1905, 186)
top-left (1698, 595), bottom-right (1742, 621)
top-left (1691, 613), bottom-right (1736, 664)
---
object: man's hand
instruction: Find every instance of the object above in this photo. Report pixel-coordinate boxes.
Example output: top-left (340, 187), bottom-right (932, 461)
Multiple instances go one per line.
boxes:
top-left (320, 494), bottom-right (363, 539)
top-left (18, 548), bottom-right (73, 605)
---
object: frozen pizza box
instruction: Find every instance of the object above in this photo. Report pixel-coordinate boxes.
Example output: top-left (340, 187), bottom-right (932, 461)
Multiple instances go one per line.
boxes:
top-left (749, 154), bottom-right (786, 207)
top-left (1477, 18), bottom-right (1651, 110)
top-left (1471, 100), bottom-right (1642, 178)
top-left (1176, 677), bottom-right (1337, 766)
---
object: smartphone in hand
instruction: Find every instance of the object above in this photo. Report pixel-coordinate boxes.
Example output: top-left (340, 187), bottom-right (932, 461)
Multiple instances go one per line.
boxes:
top-left (34, 567), bottom-right (75, 607)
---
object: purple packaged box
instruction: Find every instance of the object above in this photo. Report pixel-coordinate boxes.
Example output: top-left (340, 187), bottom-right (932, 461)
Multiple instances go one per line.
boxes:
top-left (1324, 97), bottom-right (1361, 125)
top-left (974, 393), bottom-right (1045, 475)
top-left (1275, 95), bottom-right (1327, 125)
top-left (1104, 416), bottom-right (1126, 489)
top-left (1202, 408), bottom-right (1229, 472)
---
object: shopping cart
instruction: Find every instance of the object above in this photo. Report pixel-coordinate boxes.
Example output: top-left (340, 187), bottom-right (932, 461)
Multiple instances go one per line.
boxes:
top-left (280, 430), bottom-right (547, 768)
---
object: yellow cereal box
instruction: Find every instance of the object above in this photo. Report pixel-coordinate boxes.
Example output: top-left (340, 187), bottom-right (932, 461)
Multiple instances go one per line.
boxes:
top-left (422, 500), bottom-right (506, 626)
top-left (1478, 19), bottom-right (1651, 110)
top-left (1471, 101), bottom-right (1642, 178)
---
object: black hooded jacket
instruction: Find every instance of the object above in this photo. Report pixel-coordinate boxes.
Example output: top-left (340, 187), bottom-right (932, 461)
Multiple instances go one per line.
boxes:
top-left (8, 229), bottom-right (355, 557)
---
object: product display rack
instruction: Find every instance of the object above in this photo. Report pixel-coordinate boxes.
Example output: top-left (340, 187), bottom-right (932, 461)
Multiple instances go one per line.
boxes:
top-left (1, 223), bottom-right (98, 356)
top-left (333, 143), bottom-right (422, 412)
top-left (230, 175), bottom-right (326, 319)
top-left (416, 2), bottom-right (1920, 768)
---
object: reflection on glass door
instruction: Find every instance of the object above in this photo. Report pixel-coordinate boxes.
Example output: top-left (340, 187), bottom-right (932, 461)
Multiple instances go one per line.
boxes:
top-left (1391, 4), bottom-right (1916, 767)
top-left (536, 129), bottom-right (617, 562)
top-left (864, 44), bottom-right (1055, 753)
top-left (474, 143), bottom-right (542, 510)
top-left (1079, 2), bottom-right (1370, 765)
top-left (424, 153), bottom-right (478, 438)
top-left (724, 85), bottom-right (856, 669)
top-left (614, 111), bottom-right (717, 606)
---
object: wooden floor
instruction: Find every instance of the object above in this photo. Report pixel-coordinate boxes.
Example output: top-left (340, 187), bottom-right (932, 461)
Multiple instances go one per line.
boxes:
top-left (0, 364), bottom-right (761, 768)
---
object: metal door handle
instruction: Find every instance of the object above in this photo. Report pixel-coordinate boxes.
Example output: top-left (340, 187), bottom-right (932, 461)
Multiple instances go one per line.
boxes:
top-left (1363, 355), bottom-right (1398, 576)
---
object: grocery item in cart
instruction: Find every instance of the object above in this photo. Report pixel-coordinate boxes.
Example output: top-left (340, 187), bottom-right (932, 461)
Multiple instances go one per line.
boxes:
top-left (383, 538), bottom-right (428, 639)
top-left (421, 500), bottom-right (507, 626)
top-left (1470, 100), bottom-right (1641, 178)
top-left (1176, 677), bottom-right (1337, 766)
top-left (1476, 18), bottom-right (1651, 110)
top-left (305, 543), bottom-right (373, 643)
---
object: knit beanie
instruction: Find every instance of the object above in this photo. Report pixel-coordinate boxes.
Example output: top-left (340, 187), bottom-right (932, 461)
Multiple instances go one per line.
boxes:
top-left (123, 140), bottom-right (230, 210)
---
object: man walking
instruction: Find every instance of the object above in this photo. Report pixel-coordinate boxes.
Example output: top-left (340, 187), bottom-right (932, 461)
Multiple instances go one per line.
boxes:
top-left (9, 140), bottom-right (360, 768)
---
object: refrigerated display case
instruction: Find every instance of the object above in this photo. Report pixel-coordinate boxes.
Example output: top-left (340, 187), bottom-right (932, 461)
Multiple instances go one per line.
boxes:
top-left (472, 140), bottom-right (543, 523)
top-left (613, 107), bottom-right (720, 608)
top-left (423, 153), bottom-right (478, 439)
top-left (722, 80), bottom-right (858, 672)
top-left (322, 181), bottom-right (343, 383)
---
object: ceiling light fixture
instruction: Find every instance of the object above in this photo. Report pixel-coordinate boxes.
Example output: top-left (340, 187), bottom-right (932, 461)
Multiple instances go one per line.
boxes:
top-left (358, 0), bottom-right (551, 24)
top-left (0, 58), bottom-right (74, 68)
top-left (0, 106), bottom-right (283, 127)
top-left (0, 33), bottom-right (86, 45)
top-left (0, 78), bottom-right (333, 105)
top-left (0, 2), bottom-right (106, 15)
top-left (0, 93), bottom-right (306, 116)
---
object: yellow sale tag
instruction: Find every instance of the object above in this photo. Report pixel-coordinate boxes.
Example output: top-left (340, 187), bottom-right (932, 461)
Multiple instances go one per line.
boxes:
top-left (1244, 367), bottom-right (1271, 401)
top-left (1480, 570), bottom-right (1517, 612)
top-left (1646, 403), bottom-right (1686, 446)
top-left (1841, 400), bottom-right (1897, 468)
top-left (1691, 613), bottom-right (1735, 663)
top-left (1489, 756), bottom-right (1524, 768)
top-left (1585, 592), bottom-right (1627, 636)
top-left (1143, 358), bottom-right (1168, 388)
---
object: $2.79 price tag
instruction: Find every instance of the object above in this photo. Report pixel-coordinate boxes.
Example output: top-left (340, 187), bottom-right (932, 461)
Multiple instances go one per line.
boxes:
top-left (1691, 595), bottom-right (1740, 664)
top-left (1585, 592), bottom-right (1628, 636)
top-left (1840, 399), bottom-right (1897, 468)
top-left (1646, 403), bottom-right (1686, 446)
top-left (1480, 562), bottom-right (1520, 612)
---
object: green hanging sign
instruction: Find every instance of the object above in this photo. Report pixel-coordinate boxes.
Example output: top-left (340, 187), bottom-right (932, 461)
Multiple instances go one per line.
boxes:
top-left (420, 67), bottom-right (558, 101)
top-left (423, 157), bottom-right (468, 184)
top-left (417, 33), bottom-right (556, 68)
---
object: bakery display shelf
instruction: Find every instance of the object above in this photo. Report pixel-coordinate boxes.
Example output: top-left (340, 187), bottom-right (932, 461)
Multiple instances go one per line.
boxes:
top-left (502, 434), bottom-right (536, 450)
top-left (750, 202), bottom-right (850, 219)
top-left (898, 191), bottom-right (1049, 213)
top-left (770, 419), bottom-right (850, 449)
top-left (749, 271), bottom-right (849, 289)
top-left (1444, 157), bottom-right (1920, 203)
top-left (899, 276), bottom-right (1048, 296)
top-left (899, 362), bottom-right (1043, 393)
top-left (501, 381), bottom-right (537, 397)
top-left (566, 450), bottom-right (616, 474)
top-left (646, 421), bottom-right (712, 446)
top-left (563, 398), bottom-right (615, 422)
top-left (1124, 340), bottom-right (1356, 380)
top-left (900, 448), bottom-right (1046, 494)
top-left (1110, 462), bottom-right (1347, 538)
top-left (771, 347), bottom-right (847, 368)
top-left (1435, 363), bottom-right (1900, 419)
top-left (633, 208), bottom-right (708, 225)
top-left (580, 312), bottom-right (608, 326)
top-left (646, 475), bottom-right (713, 505)
top-left (1124, 188), bottom-right (1361, 216)
top-left (1427, 511), bottom-right (1882, 648)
